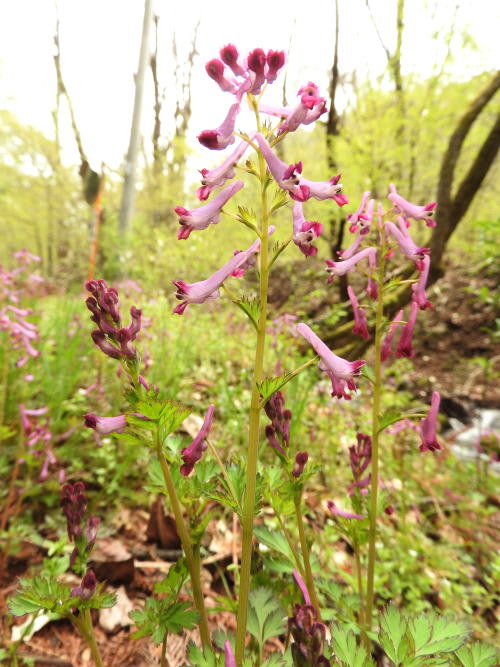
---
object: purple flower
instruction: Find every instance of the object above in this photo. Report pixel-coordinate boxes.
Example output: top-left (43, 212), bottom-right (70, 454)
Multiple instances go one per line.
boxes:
top-left (385, 220), bottom-right (430, 270)
top-left (198, 102), bottom-right (241, 150)
top-left (296, 323), bottom-right (365, 400)
top-left (71, 569), bottom-right (97, 600)
top-left (173, 233), bottom-right (267, 314)
top-left (366, 248), bottom-right (378, 300)
top-left (259, 99), bottom-right (327, 131)
top-left (288, 601), bottom-right (329, 665)
top-left (180, 405), bottom-right (215, 476)
top-left (175, 180), bottom-right (244, 240)
top-left (388, 184), bottom-right (437, 227)
top-left (293, 569), bottom-right (311, 605)
top-left (420, 391), bottom-right (442, 452)
top-left (292, 202), bottom-right (323, 257)
top-left (412, 254), bottom-right (432, 309)
top-left (254, 133), bottom-right (310, 201)
top-left (84, 413), bottom-right (127, 434)
top-left (61, 482), bottom-right (87, 541)
top-left (197, 140), bottom-right (251, 200)
top-left (246, 48), bottom-right (267, 94)
top-left (292, 451), bottom-right (309, 478)
top-left (224, 640), bottom-right (237, 667)
top-left (327, 500), bottom-right (363, 520)
top-left (205, 58), bottom-right (236, 93)
top-left (300, 173), bottom-right (349, 205)
top-left (381, 309), bottom-right (404, 361)
top-left (396, 301), bottom-right (419, 358)
top-left (347, 286), bottom-right (370, 340)
top-left (264, 391), bottom-right (292, 455)
top-left (325, 247), bottom-right (377, 283)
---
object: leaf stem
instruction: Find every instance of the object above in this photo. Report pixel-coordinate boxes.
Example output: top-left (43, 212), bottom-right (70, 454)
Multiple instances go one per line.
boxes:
top-left (155, 433), bottom-right (211, 648)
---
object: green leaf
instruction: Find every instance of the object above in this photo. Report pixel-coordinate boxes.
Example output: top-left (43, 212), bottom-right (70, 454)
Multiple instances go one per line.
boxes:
top-left (409, 612), bottom-right (469, 656)
top-left (186, 641), bottom-right (222, 666)
top-left (269, 188), bottom-right (288, 214)
top-left (254, 525), bottom-right (296, 563)
top-left (247, 588), bottom-right (286, 649)
top-left (455, 642), bottom-right (499, 667)
top-left (8, 576), bottom-right (72, 616)
top-left (331, 624), bottom-right (373, 666)
top-left (361, 364), bottom-right (375, 384)
top-left (163, 601), bottom-right (199, 634)
top-left (159, 401), bottom-right (191, 438)
top-left (233, 296), bottom-right (260, 331)
top-left (154, 559), bottom-right (188, 595)
top-left (379, 606), bottom-right (409, 664)
top-left (378, 409), bottom-right (405, 434)
top-left (258, 372), bottom-right (294, 405)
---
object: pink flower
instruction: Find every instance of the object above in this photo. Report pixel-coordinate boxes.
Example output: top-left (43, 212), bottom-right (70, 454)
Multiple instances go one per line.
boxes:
top-left (84, 413), bottom-right (127, 434)
top-left (347, 286), bottom-right (370, 340)
top-left (325, 247), bottom-right (377, 283)
top-left (224, 640), bottom-right (237, 667)
top-left (172, 233), bottom-right (269, 314)
top-left (412, 254), bottom-right (432, 309)
top-left (198, 102), bottom-right (240, 150)
top-left (292, 202), bottom-right (323, 257)
top-left (175, 180), bottom-right (244, 239)
top-left (296, 323), bottom-right (365, 400)
top-left (254, 133), bottom-right (310, 201)
top-left (246, 48), bottom-right (267, 94)
top-left (197, 139), bottom-right (251, 200)
top-left (388, 184), bottom-right (437, 227)
top-left (292, 569), bottom-right (311, 605)
top-left (205, 58), bottom-right (236, 93)
top-left (396, 301), bottom-right (419, 358)
top-left (259, 100), bottom-right (327, 131)
top-left (381, 309), bottom-right (404, 361)
top-left (300, 172), bottom-right (349, 205)
top-left (180, 405), bottom-right (215, 476)
top-left (327, 500), bottom-right (363, 520)
top-left (366, 249), bottom-right (378, 300)
top-left (338, 234), bottom-right (362, 260)
top-left (385, 220), bottom-right (430, 270)
top-left (292, 451), bottom-right (309, 478)
top-left (265, 49), bottom-right (286, 83)
top-left (347, 191), bottom-right (371, 233)
top-left (220, 44), bottom-right (246, 76)
top-left (420, 392), bottom-right (442, 452)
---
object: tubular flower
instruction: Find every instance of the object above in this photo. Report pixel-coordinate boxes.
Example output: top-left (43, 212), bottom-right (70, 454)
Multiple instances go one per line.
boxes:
top-left (292, 202), bottom-right (323, 257)
top-left (366, 249), bottom-right (378, 300)
top-left (325, 247), bottom-right (377, 283)
top-left (412, 254), bottom-right (432, 309)
top-left (275, 82), bottom-right (325, 134)
top-left (180, 405), bottom-right (215, 476)
top-left (296, 323), bottom-right (365, 400)
top-left (327, 500), bottom-right (364, 520)
top-left (264, 390), bottom-right (292, 455)
top-left (175, 180), bottom-right (244, 239)
top-left (292, 452), bottom-right (309, 478)
top-left (300, 172), bottom-right (348, 205)
top-left (381, 309), bottom-right (404, 361)
top-left (71, 569), bottom-right (97, 600)
top-left (83, 413), bottom-right (127, 434)
top-left (220, 44), bottom-right (246, 76)
top-left (254, 133), bottom-right (310, 201)
top-left (396, 301), bottom-right (419, 358)
top-left (60, 482), bottom-right (87, 541)
top-left (246, 48), bottom-right (267, 94)
top-left (288, 601), bottom-right (330, 666)
top-left (385, 220), bottom-right (430, 270)
top-left (172, 232), bottom-right (269, 314)
top-left (388, 184), bottom-right (437, 227)
top-left (197, 139), bottom-right (251, 200)
top-left (347, 286), bottom-right (370, 340)
top-left (197, 102), bottom-right (241, 150)
top-left (259, 100), bottom-right (327, 130)
top-left (265, 49), bottom-right (286, 83)
top-left (224, 640), bottom-right (237, 667)
top-left (337, 233), bottom-right (362, 260)
top-left (420, 391), bottom-right (442, 452)
top-left (347, 191), bottom-right (371, 233)
top-left (205, 58), bottom-right (237, 93)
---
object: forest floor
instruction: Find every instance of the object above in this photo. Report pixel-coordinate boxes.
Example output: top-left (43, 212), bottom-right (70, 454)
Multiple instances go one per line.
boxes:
top-left (1, 264), bottom-right (499, 667)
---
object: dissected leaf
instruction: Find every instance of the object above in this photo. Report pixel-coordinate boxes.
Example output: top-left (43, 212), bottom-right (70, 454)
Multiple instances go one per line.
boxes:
top-left (154, 559), bottom-right (188, 595)
top-left (409, 612), bottom-right (469, 656)
top-left (258, 372), bottom-right (294, 405)
top-left (254, 525), bottom-right (296, 563)
top-left (379, 605), bottom-right (410, 664)
top-left (455, 642), bottom-right (499, 667)
top-left (331, 624), bottom-right (373, 666)
top-left (8, 576), bottom-right (72, 616)
top-left (378, 409), bottom-right (405, 434)
top-left (233, 296), bottom-right (260, 331)
top-left (247, 587), bottom-right (286, 649)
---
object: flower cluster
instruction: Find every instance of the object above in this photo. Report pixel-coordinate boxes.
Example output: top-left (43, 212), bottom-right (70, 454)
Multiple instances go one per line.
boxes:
top-left (19, 404), bottom-right (58, 481)
top-left (348, 432), bottom-right (372, 496)
top-left (180, 405), bottom-right (215, 476)
top-left (264, 391), bottom-right (291, 455)
top-left (85, 280), bottom-right (141, 360)
top-left (60, 481), bottom-right (100, 569)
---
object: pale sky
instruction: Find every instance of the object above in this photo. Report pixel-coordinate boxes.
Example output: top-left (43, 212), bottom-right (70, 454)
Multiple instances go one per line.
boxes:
top-left (1, 0), bottom-right (499, 170)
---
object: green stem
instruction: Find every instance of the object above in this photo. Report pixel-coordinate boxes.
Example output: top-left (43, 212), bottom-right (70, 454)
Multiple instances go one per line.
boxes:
top-left (71, 610), bottom-right (104, 667)
top-left (235, 142), bottom-right (270, 665)
top-left (294, 496), bottom-right (321, 613)
top-left (155, 435), bottom-right (211, 648)
top-left (275, 511), bottom-right (305, 577)
top-left (364, 235), bottom-right (387, 630)
top-left (161, 632), bottom-right (169, 667)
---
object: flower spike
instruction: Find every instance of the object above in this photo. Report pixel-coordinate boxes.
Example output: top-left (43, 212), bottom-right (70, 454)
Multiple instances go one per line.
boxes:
top-left (254, 133), bottom-right (310, 201)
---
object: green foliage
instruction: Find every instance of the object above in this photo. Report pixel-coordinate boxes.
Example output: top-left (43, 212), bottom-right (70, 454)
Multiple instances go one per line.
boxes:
top-left (247, 587), bottom-right (286, 653)
top-left (330, 624), bottom-right (374, 666)
top-left (234, 295), bottom-right (260, 330)
top-left (454, 643), bottom-right (499, 667)
top-left (8, 576), bottom-right (115, 617)
top-left (258, 372), bottom-right (294, 405)
top-left (130, 598), bottom-right (198, 644)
